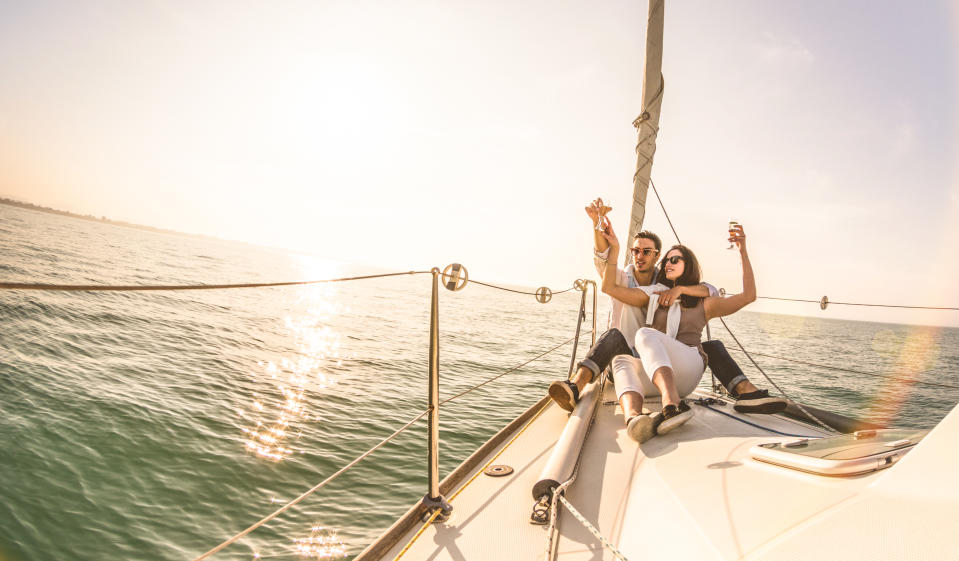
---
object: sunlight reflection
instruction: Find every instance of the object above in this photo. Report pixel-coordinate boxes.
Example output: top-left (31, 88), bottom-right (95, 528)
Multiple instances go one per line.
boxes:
top-left (292, 525), bottom-right (346, 559)
top-left (238, 255), bottom-right (347, 461)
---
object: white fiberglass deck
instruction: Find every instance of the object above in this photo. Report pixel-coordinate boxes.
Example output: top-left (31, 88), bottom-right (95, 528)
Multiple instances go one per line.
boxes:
top-left (373, 382), bottom-right (959, 561)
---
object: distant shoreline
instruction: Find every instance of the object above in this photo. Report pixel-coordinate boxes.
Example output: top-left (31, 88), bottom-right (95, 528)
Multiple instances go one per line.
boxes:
top-left (0, 197), bottom-right (223, 243)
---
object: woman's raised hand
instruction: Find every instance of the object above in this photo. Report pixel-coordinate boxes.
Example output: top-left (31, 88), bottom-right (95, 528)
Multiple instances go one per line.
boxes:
top-left (728, 223), bottom-right (747, 253)
top-left (600, 220), bottom-right (620, 251)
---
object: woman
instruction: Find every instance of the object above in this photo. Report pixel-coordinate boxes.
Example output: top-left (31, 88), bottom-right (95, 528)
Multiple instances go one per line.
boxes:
top-left (600, 222), bottom-right (756, 443)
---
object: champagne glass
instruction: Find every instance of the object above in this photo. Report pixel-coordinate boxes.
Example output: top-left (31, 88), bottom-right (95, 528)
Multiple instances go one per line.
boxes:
top-left (727, 220), bottom-right (740, 249)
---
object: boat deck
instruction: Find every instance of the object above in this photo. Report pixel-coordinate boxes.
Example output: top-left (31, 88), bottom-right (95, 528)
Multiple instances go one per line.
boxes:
top-left (366, 381), bottom-right (958, 561)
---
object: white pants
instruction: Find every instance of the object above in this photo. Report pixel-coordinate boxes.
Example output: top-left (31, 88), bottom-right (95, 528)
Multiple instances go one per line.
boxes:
top-left (611, 327), bottom-right (705, 400)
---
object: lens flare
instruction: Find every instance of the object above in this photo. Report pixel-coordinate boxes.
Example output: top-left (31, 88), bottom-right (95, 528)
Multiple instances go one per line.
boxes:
top-left (868, 327), bottom-right (942, 426)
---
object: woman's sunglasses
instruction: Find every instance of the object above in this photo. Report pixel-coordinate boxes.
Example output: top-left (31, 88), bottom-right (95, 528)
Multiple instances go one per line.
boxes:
top-left (663, 255), bottom-right (685, 265)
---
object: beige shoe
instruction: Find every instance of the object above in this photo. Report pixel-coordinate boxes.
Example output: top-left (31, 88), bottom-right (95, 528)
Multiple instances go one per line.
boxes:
top-left (627, 414), bottom-right (656, 443)
top-left (548, 380), bottom-right (579, 412)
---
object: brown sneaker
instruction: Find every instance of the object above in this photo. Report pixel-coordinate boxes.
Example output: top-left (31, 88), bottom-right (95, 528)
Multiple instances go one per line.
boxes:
top-left (627, 414), bottom-right (656, 443)
top-left (548, 380), bottom-right (579, 412)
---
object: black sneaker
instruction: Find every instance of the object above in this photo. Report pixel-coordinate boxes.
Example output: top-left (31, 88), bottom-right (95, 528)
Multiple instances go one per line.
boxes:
top-left (548, 380), bottom-right (579, 412)
top-left (658, 400), bottom-right (693, 435)
top-left (733, 390), bottom-right (787, 414)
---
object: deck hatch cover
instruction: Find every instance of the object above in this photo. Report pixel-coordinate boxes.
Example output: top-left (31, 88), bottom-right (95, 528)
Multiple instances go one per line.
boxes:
top-left (750, 429), bottom-right (929, 476)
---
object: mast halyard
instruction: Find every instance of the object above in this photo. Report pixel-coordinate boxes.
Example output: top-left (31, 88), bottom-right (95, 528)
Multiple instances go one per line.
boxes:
top-left (627, 0), bottom-right (665, 261)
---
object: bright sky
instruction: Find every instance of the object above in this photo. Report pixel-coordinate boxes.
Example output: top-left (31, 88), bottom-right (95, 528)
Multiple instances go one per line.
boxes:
top-left (1, 1), bottom-right (957, 327)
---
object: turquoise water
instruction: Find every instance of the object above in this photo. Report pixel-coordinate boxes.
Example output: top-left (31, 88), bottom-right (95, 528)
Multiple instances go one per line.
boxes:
top-left (1, 204), bottom-right (957, 561)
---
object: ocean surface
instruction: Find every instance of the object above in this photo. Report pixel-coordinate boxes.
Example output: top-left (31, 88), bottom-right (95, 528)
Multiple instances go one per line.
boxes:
top-left (1, 204), bottom-right (957, 561)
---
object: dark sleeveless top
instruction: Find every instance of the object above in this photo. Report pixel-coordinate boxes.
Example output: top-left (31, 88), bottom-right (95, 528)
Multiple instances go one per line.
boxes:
top-left (649, 299), bottom-right (708, 366)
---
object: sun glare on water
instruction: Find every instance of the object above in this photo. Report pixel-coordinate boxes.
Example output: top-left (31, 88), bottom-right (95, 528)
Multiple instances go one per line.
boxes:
top-left (238, 256), bottom-right (349, 461)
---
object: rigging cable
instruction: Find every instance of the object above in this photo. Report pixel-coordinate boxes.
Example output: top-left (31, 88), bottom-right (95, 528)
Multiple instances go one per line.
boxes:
top-left (649, 174), bottom-right (839, 433)
top-left (718, 318), bottom-right (839, 434)
top-left (691, 399), bottom-right (819, 438)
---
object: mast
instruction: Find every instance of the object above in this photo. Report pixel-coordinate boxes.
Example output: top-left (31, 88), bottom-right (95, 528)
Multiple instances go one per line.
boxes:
top-left (627, 0), bottom-right (665, 251)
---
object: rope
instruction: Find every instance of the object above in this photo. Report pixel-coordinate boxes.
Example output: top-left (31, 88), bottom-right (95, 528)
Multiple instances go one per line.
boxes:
top-left (693, 400), bottom-right (819, 438)
top-left (0, 271), bottom-right (429, 292)
top-left (469, 279), bottom-right (576, 296)
top-left (723, 347), bottom-right (959, 391)
top-left (756, 296), bottom-right (959, 311)
top-left (544, 375), bottom-right (605, 561)
top-left (555, 495), bottom-right (631, 561)
top-left (392, 400), bottom-right (553, 561)
top-left (0, 271), bottom-right (580, 302)
top-left (189, 410), bottom-right (428, 561)
top-left (718, 318), bottom-right (839, 434)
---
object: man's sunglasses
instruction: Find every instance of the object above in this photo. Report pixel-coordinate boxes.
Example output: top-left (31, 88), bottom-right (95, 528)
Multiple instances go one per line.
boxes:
top-left (663, 255), bottom-right (685, 265)
top-left (629, 248), bottom-right (659, 257)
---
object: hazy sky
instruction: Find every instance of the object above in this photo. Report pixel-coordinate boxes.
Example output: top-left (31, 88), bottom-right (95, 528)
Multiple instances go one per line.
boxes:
top-left (1, 1), bottom-right (957, 327)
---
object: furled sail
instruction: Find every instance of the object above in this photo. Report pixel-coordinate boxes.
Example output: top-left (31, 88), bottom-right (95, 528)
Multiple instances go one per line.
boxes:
top-left (627, 0), bottom-right (665, 251)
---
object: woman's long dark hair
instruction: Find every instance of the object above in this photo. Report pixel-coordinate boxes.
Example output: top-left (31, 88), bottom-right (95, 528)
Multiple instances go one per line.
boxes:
top-left (658, 244), bottom-right (703, 308)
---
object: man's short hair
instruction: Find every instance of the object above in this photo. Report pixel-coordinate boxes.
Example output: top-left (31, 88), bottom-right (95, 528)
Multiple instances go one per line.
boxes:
top-left (633, 230), bottom-right (662, 252)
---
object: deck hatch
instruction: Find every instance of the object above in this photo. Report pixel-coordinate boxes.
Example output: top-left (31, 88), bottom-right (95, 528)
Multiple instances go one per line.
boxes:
top-left (750, 429), bottom-right (929, 476)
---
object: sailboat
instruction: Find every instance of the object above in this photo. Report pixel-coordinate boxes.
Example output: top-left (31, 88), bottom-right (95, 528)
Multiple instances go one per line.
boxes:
top-left (349, 2), bottom-right (959, 560)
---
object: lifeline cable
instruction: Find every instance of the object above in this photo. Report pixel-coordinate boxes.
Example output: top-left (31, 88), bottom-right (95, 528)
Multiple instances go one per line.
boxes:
top-left (439, 333), bottom-right (586, 406)
top-left (0, 272), bottom-right (578, 298)
top-left (470, 279), bottom-right (577, 296)
top-left (724, 347), bottom-right (959, 391)
top-left (0, 271), bottom-right (429, 291)
top-left (756, 295), bottom-right (959, 311)
top-left (189, 410), bottom-right (429, 561)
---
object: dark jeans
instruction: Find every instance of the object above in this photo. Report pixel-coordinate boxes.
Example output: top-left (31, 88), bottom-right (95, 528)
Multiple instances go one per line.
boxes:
top-left (577, 328), bottom-right (635, 380)
top-left (701, 340), bottom-right (748, 395)
top-left (578, 329), bottom-right (749, 396)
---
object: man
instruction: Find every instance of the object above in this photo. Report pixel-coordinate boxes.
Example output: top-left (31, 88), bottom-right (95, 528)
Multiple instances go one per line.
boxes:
top-left (547, 199), bottom-right (786, 424)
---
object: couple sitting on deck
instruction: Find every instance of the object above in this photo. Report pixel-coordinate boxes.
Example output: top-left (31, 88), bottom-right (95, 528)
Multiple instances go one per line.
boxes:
top-left (548, 199), bottom-right (786, 443)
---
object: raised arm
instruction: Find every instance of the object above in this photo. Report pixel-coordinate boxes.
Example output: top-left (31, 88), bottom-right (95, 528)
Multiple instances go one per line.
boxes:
top-left (586, 198), bottom-right (611, 254)
top-left (705, 224), bottom-right (756, 320)
top-left (600, 224), bottom-right (651, 308)
top-left (589, 199), bottom-right (617, 279)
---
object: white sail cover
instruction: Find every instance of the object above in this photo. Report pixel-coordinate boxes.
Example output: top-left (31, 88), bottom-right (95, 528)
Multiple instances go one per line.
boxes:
top-left (627, 0), bottom-right (665, 250)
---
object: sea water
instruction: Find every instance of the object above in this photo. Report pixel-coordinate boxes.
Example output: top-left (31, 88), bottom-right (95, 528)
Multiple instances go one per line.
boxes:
top-left (1, 204), bottom-right (956, 561)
